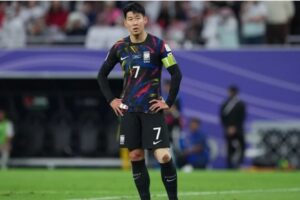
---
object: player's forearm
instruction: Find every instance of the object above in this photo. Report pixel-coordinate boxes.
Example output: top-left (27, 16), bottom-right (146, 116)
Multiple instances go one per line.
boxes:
top-left (166, 64), bottom-right (182, 107)
top-left (97, 63), bottom-right (115, 103)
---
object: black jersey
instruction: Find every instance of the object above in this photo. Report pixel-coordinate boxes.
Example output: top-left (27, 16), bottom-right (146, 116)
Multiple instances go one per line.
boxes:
top-left (101, 33), bottom-right (178, 112)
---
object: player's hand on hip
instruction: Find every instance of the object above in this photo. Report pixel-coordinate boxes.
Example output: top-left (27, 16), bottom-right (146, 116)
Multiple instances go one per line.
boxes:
top-left (149, 99), bottom-right (169, 113)
top-left (110, 98), bottom-right (125, 116)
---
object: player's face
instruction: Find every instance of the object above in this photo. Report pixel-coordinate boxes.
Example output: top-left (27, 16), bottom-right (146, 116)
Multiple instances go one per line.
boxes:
top-left (124, 12), bottom-right (147, 36)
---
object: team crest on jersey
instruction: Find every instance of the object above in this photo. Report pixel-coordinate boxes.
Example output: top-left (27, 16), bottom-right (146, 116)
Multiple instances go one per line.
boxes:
top-left (143, 51), bottom-right (150, 63)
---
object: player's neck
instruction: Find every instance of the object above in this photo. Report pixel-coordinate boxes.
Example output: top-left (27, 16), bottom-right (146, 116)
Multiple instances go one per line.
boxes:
top-left (130, 31), bottom-right (147, 44)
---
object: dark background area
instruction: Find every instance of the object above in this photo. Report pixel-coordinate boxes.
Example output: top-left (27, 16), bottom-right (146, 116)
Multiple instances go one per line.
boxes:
top-left (0, 78), bottom-right (123, 158)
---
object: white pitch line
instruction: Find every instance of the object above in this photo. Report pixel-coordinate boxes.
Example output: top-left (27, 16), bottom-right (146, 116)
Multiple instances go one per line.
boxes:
top-left (68, 187), bottom-right (300, 200)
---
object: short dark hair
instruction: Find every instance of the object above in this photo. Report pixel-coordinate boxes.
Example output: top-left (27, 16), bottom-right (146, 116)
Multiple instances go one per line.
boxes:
top-left (190, 117), bottom-right (201, 125)
top-left (228, 85), bottom-right (239, 95)
top-left (123, 2), bottom-right (145, 18)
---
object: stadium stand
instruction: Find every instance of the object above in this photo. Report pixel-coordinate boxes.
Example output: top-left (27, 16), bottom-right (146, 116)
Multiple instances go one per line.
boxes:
top-left (0, 1), bottom-right (300, 169)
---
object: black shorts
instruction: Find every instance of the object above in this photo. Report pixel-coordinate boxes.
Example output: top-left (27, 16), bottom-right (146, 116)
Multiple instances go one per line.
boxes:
top-left (120, 112), bottom-right (170, 150)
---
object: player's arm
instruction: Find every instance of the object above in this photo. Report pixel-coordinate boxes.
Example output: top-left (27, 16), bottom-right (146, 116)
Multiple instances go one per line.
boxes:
top-left (165, 64), bottom-right (182, 107)
top-left (97, 46), bottom-right (124, 116)
top-left (150, 43), bottom-right (182, 112)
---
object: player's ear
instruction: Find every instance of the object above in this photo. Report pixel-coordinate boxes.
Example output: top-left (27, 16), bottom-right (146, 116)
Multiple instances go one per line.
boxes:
top-left (124, 19), bottom-right (128, 28)
top-left (143, 16), bottom-right (148, 26)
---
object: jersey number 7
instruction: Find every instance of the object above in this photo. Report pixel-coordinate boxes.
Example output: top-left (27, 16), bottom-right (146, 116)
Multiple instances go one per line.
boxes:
top-left (133, 66), bottom-right (140, 78)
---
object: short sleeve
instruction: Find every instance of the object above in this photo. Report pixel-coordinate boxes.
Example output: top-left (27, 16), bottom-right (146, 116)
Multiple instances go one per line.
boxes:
top-left (160, 42), bottom-right (177, 68)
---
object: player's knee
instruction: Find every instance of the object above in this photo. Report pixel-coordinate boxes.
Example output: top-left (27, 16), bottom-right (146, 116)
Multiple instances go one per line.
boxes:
top-left (161, 153), bottom-right (171, 163)
top-left (154, 149), bottom-right (171, 163)
top-left (129, 150), bottom-right (144, 161)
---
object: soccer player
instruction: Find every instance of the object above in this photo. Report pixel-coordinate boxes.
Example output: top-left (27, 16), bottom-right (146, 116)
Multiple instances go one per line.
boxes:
top-left (97, 2), bottom-right (182, 200)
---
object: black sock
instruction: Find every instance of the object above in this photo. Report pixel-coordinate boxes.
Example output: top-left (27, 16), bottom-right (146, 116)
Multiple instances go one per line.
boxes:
top-left (131, 160), bottom-right (150, 200)
top-left (160, 159), bottom-right (178, 200)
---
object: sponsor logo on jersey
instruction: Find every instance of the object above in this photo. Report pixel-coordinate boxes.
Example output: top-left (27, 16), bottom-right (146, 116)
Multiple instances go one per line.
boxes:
top-left (133, 54), bottom-right (142, 59)
top-left (120, 56), bottom-right (129, 61)
top-left (143, 51), bottom-right (150, 63)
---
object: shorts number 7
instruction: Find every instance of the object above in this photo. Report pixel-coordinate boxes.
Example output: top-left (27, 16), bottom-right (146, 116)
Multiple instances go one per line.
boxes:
top-left (153, 127), bottom-right (161, 140)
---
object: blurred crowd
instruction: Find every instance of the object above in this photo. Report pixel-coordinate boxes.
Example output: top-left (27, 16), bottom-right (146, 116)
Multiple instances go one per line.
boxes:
top-left (0, 1), bottom-right (299, 49)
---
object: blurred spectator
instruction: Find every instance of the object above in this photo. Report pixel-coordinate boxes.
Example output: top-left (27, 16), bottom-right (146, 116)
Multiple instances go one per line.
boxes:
top-left (0, 109), bottom-right (14, 170)
top-left (19, 1), bottom-right (46, 23)
top-left (81, 1), bottom-right (97, 27)
top-left (217, 7), bottom-right (239, 48)
top-left (291, 1), bottom-right (300, 35)
top-left (144, 1), bottom-right (161, 23)
top-left (175, 1), bottom-right (189, 21)
top-left (1, 6), bottom-right (26, 48)
top-left (0, 2), bottom-right (6, 28)
top-left (165, 19), bottom-right (186, 48)
top-left (220, 85), bottom-right (246, 169)
top-left (240, 1), bottom-right (267, 45)
top-left (184, 13), bottom-right (203, 49)
top-left (46, 1), bottom-right (69, 31)
top-left (157, 1), bottom-right (172, 29)
top-left (177, 117), bottom-right (210, 169)
top-left (65, 11), bottom-right (88, 36)
top-left (19, 1), bottom-right (47, 36)
top-left (146, 19), bottom-right (163, 39)
top-left (201, 4), bottom-right (220, 48)
top-left (101, 1), bottom-right (122, 26)
top-left (265, 1), bottom-right (295, 44)
top-left (85, 12), bottom-right (126, 49)
top-left (27, 15), bottom-right (47, 36)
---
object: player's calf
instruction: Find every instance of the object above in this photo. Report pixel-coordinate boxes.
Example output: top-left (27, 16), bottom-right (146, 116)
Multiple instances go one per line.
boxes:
top-left (155, 148), bottom-right (178, 200)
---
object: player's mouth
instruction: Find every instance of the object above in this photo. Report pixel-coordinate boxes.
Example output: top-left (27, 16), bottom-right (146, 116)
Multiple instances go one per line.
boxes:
top-left (133, 27), bottom-right (139, 32)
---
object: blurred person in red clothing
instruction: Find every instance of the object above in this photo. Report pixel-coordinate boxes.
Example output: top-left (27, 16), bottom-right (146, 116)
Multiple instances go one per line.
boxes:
top-left (46, 1), bottom-right (68, 31)
top-left (0, 2), bottom-right (6, 28)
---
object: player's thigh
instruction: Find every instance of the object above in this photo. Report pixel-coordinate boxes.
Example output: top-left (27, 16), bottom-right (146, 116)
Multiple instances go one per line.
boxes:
top-left (141, 112), bottom-right (170, 149)
top-left (120, 113), bottom-right (141, 148)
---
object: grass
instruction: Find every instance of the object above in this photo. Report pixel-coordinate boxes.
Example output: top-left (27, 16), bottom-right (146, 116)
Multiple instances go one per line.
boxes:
top-left (0, 169), bottom-right (299, 200)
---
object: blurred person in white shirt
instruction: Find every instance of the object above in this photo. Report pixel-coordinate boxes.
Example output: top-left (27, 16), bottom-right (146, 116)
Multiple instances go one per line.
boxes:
top-left (241, 1), bottom-right (267, 44)
top-left (217, 7), bottom-right (239, 49)
top-left (201, 5), bottom-right (220, 48)
top-left (85, 12), bottom-right (126, 49)
top-left (265, 1), bottom-right (295, 44)
top-left (1, 7), bottom-right (26, 48)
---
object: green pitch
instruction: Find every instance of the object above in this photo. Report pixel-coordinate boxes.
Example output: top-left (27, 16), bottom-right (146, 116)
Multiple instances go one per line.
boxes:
top-left (0, 169), bottom-right (300, 200)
